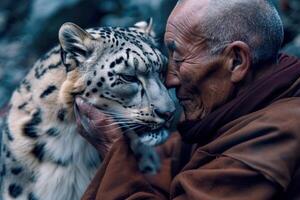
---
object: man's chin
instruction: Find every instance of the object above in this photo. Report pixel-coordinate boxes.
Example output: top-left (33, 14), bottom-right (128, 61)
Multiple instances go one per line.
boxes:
top-left (181, 107), bottom-right (206, 121)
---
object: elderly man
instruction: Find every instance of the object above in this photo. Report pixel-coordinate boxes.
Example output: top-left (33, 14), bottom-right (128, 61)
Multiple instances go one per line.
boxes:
top-left (80, 0), bottom-right (300, 199)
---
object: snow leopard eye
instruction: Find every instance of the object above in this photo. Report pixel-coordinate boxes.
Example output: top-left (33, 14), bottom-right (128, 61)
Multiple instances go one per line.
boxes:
top-left (119, 74), bottom-right (139, 83)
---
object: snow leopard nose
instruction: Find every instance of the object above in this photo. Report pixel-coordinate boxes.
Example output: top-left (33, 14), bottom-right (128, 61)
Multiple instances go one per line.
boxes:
top-left (154, 109), bottom-right (175, 122)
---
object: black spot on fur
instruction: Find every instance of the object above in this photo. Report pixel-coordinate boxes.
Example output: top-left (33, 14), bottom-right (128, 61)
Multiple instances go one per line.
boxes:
top-left (115, 57), bottom-right (124, 65)
top-left (11, 167), bottom-right (23, 175)
top-left (2, 144), bottom-right (6, 151)
top-left (125, 60), bottom-right (129, 67)
top-left (97, 82), bottom-right (103, 87)
top-left (40, 85), bottom-right (57, 98)
top-left (49, 62), bottom-right (62, 70)
top-left (109, 61), bottom-right (116, 68)
top-left (21, 79), bottom-right (31, 92)
top-left (18, 102), bottom-right (28, 110)
top-left (93, 71), bottom-right (97, 76)
top-left (23, 109), bottom-right (42, 138)
top-left (108, 72), bottom-right (113, 77)
top-left (46, 128), bottom-right (60, 137)
top-left (3, 120), bottom-right (14, 141)
top-left (57, 108), bottom-right (66, 122)
top-left (85, 92), bottom-right (90, 97)
top-left (53, 159), bottom-right (70, 167)
top-left (35, 61), bottom-right (62, 79)
top-left (126, 48), bottom-right (131, 59)
top-left (0, 164), bottom-right (6, 176)
top-left (92, 88), bottom-right (98, 93)
top-left (6, 150), bottom-right (10, 158)
top-left (141, 89), bottom-right (145, 97)
top-left (31, 143), bottom-right (45, 162)
top-left (87, 80), bottom-right (92, 86)
top-left (28, 192), bottom-right (38, 200)
top-left (100, 77), bottom-right (105, 82)
top-left (8, 184), bottom-right (23, 198)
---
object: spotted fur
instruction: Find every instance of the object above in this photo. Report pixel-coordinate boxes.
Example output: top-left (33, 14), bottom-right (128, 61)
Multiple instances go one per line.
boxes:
top-left (1, 20), bottom-right (175, 200)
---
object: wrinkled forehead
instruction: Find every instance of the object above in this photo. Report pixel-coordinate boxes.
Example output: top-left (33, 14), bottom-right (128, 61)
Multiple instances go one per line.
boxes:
top-left (166, 0), bottom-right (210, 31)
top-left (165, 0), bottom-right (211, 49)
top-left (88, 27), bottom-right (165, 74)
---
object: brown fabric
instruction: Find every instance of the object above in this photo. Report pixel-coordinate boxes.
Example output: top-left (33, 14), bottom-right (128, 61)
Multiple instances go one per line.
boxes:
top-left (82, 55), bottom-right (300, 200)
top-left (82, 99), bottom-right (300, 200)
top-left (82, 135), bottom-right (176, 200)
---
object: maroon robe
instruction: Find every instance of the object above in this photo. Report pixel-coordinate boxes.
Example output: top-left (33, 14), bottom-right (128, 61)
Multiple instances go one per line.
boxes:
top-left (82, 54), bottom-right (300, 200)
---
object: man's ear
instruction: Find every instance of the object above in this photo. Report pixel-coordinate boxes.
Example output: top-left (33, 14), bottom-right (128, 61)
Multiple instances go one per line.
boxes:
top-left (224, 41), bottom-right (251, 83)
top-left (133, 18), bottom-right (156, 37)
top-left (59, 22), bottom-right (97, 70)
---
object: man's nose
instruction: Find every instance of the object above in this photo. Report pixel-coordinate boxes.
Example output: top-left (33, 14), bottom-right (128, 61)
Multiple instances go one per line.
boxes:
top-left (165, 71), bottom-right (180, 89)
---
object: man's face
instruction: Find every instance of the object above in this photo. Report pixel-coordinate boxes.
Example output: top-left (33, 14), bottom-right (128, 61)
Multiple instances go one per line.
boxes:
top-left (164, 0), bottom-right (235, 121)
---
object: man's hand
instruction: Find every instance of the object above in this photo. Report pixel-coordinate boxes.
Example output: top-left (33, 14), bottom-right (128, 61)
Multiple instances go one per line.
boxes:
top-left (74, 96), bottom-right (121, 158)
top-left (74, 96), bottom-right (161, 174)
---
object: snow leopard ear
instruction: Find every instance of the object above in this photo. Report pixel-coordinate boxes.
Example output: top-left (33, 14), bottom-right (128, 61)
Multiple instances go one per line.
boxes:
top-left (59, 22), bottom-right (96, 70)
top-left (134, 18), bottom-right (155, 37)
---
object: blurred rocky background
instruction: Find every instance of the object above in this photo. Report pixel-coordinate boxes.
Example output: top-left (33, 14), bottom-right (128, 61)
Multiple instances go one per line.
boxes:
top-left (0, 0), bottom-right (299, 108)
top-left (0, 0), bottom-right (177, 108)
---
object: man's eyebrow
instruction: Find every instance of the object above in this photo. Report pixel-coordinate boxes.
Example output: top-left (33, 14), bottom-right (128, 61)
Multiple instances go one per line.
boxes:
top-left (166, 41), bottom-right (176, 51)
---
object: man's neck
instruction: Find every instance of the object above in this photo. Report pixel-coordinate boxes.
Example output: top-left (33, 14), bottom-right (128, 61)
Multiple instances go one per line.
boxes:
top-left (235, 61), bottom-right (277, 96)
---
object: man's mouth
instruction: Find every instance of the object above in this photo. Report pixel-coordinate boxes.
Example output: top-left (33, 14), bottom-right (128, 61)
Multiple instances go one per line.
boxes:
top-left (177, 97), bottom-right (192, 107)
top-left (177, 95), bottom-right (191, 101)
top-left (179, 99), bottom-right (191, 104)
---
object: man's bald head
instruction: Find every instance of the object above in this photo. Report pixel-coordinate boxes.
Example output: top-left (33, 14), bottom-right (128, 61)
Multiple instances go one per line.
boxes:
top-left (169, 0), bottom-right (284, 66)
